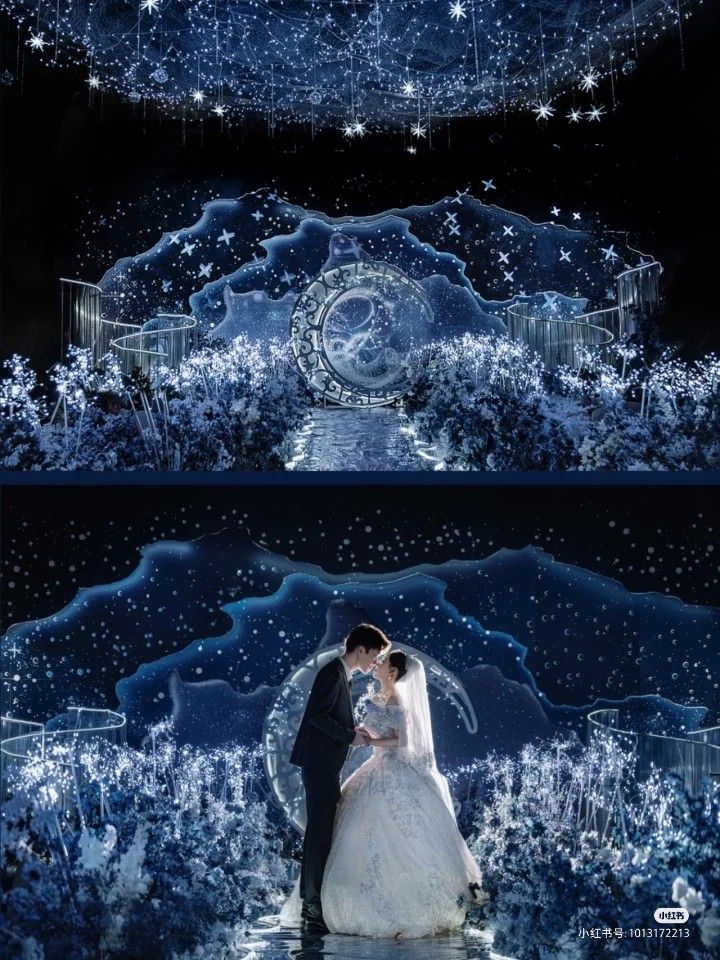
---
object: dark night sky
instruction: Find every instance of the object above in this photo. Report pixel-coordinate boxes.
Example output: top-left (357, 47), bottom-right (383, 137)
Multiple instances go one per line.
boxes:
top-left (1, 7), bottom-right (720, 367)
top-left (2, 483), bottom-right (718, 636)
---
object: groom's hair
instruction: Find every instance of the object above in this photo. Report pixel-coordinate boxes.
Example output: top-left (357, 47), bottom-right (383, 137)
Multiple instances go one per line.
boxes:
top-left (344, 623), bottom-right (390, 654)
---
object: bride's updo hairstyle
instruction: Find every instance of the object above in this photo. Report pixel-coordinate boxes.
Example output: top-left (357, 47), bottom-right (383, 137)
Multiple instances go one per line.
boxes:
top-left (388, 650), bottom-right (408, 682)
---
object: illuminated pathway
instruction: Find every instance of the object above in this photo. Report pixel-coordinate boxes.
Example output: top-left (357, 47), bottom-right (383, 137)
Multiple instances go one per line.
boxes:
top-left (286, 407), bottom-right (443, 472)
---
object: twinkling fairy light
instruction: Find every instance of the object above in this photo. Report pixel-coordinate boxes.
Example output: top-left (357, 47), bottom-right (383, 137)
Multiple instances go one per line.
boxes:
top-left (0, 0), bottom-right (705, 127)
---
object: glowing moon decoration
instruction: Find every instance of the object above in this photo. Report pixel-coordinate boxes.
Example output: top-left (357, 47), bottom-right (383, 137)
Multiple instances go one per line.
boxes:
top-left (290, 260), bottom-right (434, 407)
top-left (261, 643), bottom-right (477, 831)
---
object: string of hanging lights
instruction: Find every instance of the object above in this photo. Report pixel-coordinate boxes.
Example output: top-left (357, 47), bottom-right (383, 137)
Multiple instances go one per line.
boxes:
top-left (0, 1), bottom-right (702, 129)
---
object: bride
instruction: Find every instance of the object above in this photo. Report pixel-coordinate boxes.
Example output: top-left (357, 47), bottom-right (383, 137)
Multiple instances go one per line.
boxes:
top-left (280, 649), bottom-right (486, 939)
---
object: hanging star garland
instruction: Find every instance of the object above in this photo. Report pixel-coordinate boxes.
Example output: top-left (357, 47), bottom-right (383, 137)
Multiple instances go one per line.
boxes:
top-left (0, 0), bottom-right (701, 127)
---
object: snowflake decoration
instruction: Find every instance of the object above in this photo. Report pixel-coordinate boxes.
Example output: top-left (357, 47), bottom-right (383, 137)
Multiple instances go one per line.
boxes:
top-left (579, 68), bottom-right (600, 92)
top-left (533, 101), bottom-right (555, 121)
top-left (342, 119), bottom-right (368, 137)
top-left (449, 2), bottom-right (467, 22)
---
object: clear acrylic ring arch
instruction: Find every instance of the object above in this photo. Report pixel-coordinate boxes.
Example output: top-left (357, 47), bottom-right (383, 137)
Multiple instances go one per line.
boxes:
top-left (261, 644), bottom-right (477, 831)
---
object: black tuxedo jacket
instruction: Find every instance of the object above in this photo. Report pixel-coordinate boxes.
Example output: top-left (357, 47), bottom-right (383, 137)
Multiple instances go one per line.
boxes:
top-left (289, 656), bottom-right (355, 774)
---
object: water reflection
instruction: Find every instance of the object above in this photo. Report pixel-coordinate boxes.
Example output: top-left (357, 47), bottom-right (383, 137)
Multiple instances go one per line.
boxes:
top-left (240, 916), bottom-right (501, 960)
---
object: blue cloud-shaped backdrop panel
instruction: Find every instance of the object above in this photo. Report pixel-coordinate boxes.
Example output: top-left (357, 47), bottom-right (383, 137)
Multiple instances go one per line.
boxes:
top-left (2, 535), bottom-right (714, 760)
top-left (96, 190), bottom-right (644, 338)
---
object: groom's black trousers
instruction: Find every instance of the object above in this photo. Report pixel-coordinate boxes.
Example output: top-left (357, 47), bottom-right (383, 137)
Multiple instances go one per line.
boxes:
top-left (300, 768), bottom-right (341, 905)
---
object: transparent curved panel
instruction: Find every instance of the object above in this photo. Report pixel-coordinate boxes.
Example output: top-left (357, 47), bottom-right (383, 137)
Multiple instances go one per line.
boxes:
top-left (1, 707), bottom-right (126, 810)
top-left (587, 709), bottom-right (720, 797)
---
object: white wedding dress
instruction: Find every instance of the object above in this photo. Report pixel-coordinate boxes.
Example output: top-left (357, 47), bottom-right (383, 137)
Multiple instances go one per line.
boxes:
top-left (279, 657), bottom-right (485, 939)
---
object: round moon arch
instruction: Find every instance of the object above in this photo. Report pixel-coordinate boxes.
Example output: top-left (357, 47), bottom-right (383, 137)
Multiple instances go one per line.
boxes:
top-left (261, 644), bottom-right (477, 831)
top-left (290, 260), bottom-right (434, 408)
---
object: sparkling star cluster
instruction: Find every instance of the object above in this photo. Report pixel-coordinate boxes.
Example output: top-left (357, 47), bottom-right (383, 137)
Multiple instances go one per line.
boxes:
top-left (2, 489), bottom-right (718, 728)
top-left (2, 509), bottom-right (718, 739)
top-left (90, 188), bottom-right (643, 333)
top-left (1, 0), bottom-right (702, 126)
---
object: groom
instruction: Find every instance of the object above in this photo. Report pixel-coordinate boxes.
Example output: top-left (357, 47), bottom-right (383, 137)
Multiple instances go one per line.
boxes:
top-left (289, 623), bottom-right (391, 932)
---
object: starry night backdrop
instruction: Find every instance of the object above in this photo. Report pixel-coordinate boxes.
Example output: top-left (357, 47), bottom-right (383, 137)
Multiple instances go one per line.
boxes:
top-left (1, 4), bottom-right (719, 369)
top-left (1, 7), bottom-right (720, 955)
top-left (2, 484), bottom-right (718, 759)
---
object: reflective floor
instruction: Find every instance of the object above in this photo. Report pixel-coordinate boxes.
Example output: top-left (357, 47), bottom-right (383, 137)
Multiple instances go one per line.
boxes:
top-left (286, 408), bottom-right (435, 471)
top-left (235, 916), bottom-right (507, 960)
